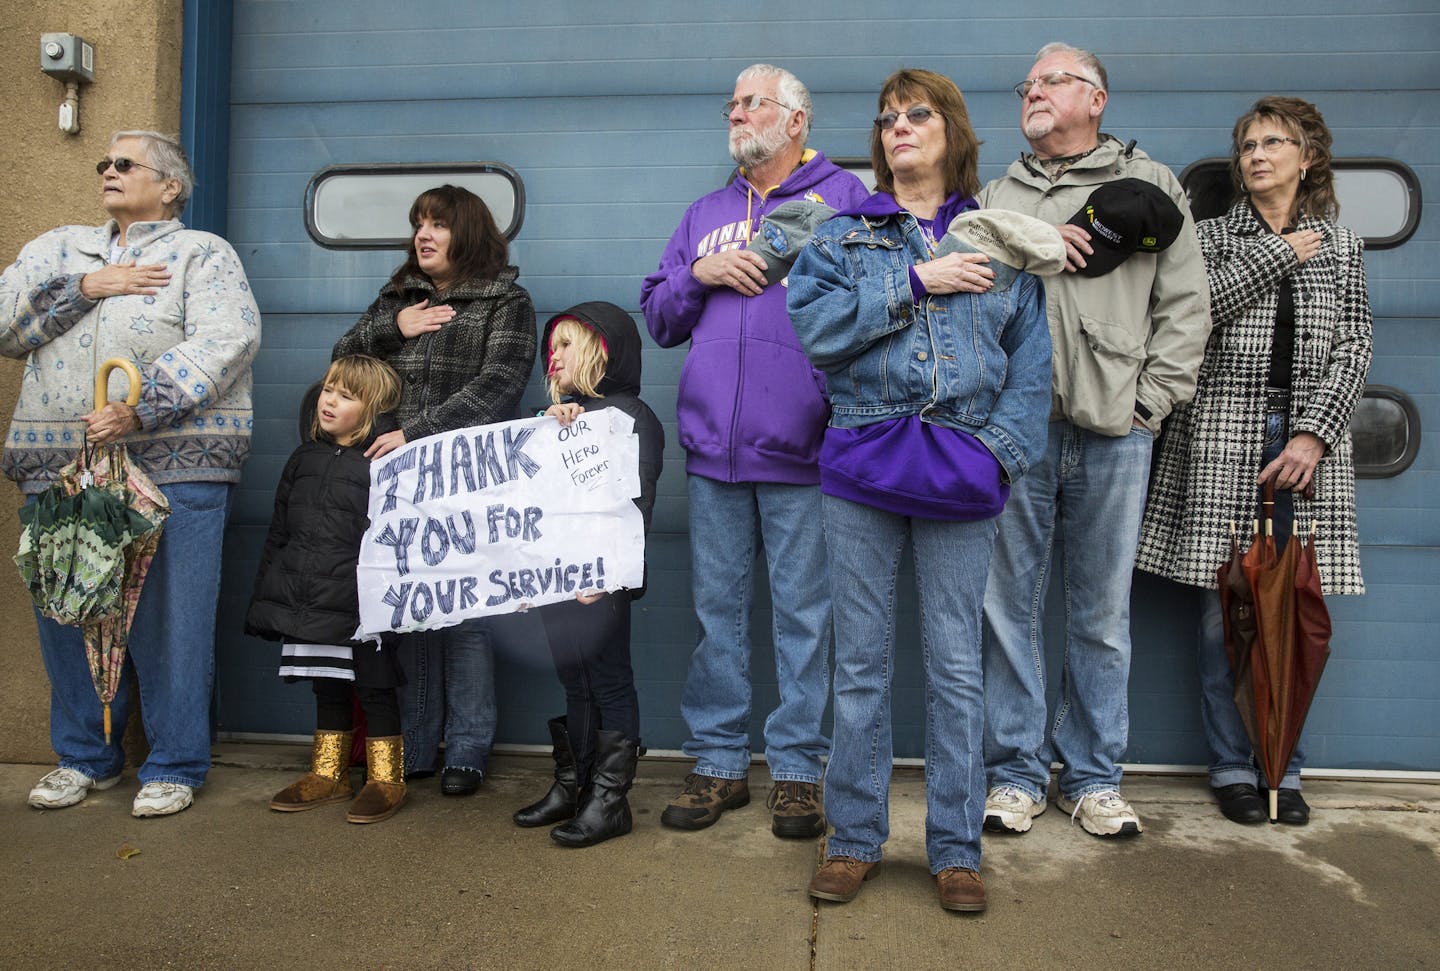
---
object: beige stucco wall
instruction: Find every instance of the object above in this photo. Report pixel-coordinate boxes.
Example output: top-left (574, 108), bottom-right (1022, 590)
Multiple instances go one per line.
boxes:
top-left (0, 0), bottom-right (183, 763)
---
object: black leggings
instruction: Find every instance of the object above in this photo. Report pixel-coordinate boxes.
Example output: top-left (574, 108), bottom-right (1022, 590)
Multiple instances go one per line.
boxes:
top-left (314, 679), bottom-right (401, 737)
top-left (540, 590), bottom-right (639, 785)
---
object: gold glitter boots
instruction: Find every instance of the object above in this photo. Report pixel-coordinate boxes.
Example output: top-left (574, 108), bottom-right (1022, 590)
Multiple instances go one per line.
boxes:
top-left (346, 735), bottom-right (407, 824)
top-left (269, 730), bottom-right (354, 812)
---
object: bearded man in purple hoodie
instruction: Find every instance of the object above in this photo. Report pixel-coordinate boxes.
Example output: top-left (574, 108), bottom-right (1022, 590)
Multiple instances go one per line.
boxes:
top-left (641, 64), bottom-right (868, 838)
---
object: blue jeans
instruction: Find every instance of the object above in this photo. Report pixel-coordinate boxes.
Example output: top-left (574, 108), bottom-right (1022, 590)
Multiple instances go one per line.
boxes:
top-left (982, 421), bottom-right (1152, 802)
top-left (679, 475), bottom-right (831, 783)
top-left (396, 618), bottom-right (496, 775)
top-left (34, 481), bottom-right (232, 788)
top-left (822, 495), bottom-right (994, 873)
top-left (1198, 409), bottom-right (1304, 791)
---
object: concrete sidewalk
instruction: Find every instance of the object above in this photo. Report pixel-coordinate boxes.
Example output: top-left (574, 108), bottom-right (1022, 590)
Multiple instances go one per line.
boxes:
top-left (2, 746), bottom-right (1437, 970)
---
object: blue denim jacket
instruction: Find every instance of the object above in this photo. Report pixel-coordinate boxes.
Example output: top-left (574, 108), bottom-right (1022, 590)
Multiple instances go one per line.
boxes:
top-left (787, 211), bottom-right (1052, 481)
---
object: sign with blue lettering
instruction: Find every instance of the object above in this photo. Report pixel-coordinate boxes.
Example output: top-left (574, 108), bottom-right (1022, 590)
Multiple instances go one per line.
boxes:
top-left (354, 410), bottom-right (645, 639)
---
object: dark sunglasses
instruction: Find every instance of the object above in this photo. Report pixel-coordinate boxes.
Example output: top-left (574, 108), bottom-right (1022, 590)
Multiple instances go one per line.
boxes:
top-left (96, 156), bottom-right (163, 176)
top-left (874, 106), bottom-right (935, 131)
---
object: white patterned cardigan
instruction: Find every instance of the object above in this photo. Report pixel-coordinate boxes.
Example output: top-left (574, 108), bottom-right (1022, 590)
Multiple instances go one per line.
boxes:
top-left (0, 219), bottom-right (260, 492)
top-left (1136, 201), bottom-right (1372, 596)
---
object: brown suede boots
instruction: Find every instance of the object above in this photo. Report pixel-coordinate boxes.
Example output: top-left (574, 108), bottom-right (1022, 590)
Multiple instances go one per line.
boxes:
top-left (269, 730), bottom-right (354, 811)
top-left (346, 735), bottom-right (407, 824)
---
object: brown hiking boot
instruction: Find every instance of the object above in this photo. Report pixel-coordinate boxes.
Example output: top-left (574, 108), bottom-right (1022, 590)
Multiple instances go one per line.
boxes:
top-left (808, 856), bottom-right (878, 903)
top-left (936, 868), bottom-right (987, 912)
top-left (270, 730), bottom-right (353, 812)
top-left (766, 780), bottom-right (825, 838)
top-left (659, 773), bottom-right (749, 830)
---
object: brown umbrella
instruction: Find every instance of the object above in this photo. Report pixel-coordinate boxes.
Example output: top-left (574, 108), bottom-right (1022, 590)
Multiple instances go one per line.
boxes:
top-left (1243, 484), bottom-right (1332, 822)
top-left (1216, 519), bottom-right (1272, 756)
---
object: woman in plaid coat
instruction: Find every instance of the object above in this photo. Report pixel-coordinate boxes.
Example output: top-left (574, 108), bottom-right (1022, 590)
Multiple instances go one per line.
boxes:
top-left (332, 185), bottom-right (536, 793)
top-left (1136, 97), bottom-right (1372, 827)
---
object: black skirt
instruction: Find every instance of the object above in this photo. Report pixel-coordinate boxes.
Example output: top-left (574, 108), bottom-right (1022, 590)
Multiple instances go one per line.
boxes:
top-left (280, 638), bottom-right (402, 689)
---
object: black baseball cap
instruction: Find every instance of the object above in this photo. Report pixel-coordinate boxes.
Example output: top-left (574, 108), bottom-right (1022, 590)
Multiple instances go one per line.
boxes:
top-left (1066, 178), bottom-right (1184, 278)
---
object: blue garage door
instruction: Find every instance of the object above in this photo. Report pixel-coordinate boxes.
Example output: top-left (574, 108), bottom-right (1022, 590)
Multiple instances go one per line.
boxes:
top-left (211, 0), bottom-right (1440, 771)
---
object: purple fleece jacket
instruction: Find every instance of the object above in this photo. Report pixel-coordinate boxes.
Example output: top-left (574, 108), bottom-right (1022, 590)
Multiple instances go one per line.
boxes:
top-left (640, 151), bottom-right (868, 484)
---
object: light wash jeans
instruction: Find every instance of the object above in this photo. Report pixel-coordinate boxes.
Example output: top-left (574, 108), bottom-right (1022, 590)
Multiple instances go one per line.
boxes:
top-left (679, 475), bottom-right (831, 783)
top-left (396, 618), bottom-right (497, 775)
top-left (821, 495), bottom-right (994, 873)
top-left (982, 421), bottom-right (1152, 802)
top-left (34, 482), bottom-right (233, 788)
top-left (1198, 409), bottom-right (1304, 791)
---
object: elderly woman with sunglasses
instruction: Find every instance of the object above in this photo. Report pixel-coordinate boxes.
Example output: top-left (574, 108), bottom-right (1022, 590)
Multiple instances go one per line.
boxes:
top-left (787, 69), bottom-right (1054, 912)
top-left (1, 130), bottom-right (259, 818)
top-left (1137, 97), bottom-right (1372, 826)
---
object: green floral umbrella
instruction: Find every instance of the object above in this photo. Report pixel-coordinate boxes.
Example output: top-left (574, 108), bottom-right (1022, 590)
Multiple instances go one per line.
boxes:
top-left (16, 466), bottom-right (156, 623)
top-left (12, 359), bottom-right (170, 742)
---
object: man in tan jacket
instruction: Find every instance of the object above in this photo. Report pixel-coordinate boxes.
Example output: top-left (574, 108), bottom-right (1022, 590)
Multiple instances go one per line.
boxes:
top-left (978, 42), bottom-right (1211, 838)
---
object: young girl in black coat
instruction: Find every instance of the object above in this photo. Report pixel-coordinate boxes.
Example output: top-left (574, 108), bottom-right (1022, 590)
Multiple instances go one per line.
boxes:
top-left (513, 302), bottom-right (664, 847)
top-left (246, 355), bottom-right (407, 824)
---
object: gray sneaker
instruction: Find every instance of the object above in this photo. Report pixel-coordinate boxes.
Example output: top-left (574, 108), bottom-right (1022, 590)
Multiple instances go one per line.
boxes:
top-left (1056, 789), bottom-right (1142, 838)
top-left (28, 767), bottom-right (121, 809)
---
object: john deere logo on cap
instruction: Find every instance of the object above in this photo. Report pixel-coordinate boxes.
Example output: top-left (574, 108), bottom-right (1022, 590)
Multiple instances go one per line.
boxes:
top-left (1141, 235), bottom-right (1158, 248)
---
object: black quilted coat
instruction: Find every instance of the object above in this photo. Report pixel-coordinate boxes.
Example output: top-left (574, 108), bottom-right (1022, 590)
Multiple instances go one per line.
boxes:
top-left (244, 410), bottom-right (397, 646)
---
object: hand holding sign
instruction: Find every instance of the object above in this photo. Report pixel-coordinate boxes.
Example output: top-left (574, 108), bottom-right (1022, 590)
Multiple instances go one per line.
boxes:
top-left (354, 410), bottom-right (646, 640)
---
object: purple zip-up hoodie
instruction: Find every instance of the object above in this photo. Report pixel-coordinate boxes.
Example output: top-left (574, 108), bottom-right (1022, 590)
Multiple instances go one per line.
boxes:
top-left (640, 150), bottom-right (868, 484)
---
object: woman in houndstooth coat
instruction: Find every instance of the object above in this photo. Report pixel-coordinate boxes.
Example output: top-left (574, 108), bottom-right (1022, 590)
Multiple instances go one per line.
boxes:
top-left (1136, 97), bottom-right (1372, 826)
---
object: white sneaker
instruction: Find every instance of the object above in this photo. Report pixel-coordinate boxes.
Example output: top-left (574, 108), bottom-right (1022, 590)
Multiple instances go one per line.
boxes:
top-left (1057, 789), bottom-right (1143, 838)
top-left (131, 782), bottom-right (194, 818)
top-left (983, 785), bottom-right (1046, 833)
top-left (28, 767), bottom-right (121, 809)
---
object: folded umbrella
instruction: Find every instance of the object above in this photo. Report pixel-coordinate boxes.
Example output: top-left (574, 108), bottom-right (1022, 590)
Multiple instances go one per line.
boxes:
top-left (12, 359), bottom-right (170, 742)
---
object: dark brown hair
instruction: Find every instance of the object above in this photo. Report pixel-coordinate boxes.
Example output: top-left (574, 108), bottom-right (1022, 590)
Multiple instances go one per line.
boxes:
top-left (871, 69), bottom-right (981, 199)
top-left (388, 185), bottom-right (508, 290)
top-left (1229, 96), bottom-right (1338, 221)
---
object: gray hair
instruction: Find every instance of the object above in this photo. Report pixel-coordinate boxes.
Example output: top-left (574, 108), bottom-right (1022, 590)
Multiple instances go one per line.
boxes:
top-left (111, 130), bottom-right (194, 216)
top-left (736, 64), bottom-right (813, 143)
top-left (1033, 42), bottom-right (1109, 92)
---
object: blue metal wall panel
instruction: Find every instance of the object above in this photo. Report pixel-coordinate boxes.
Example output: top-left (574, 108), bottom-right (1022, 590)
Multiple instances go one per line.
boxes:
top-left (211, 1), bottom-right (1440, 771)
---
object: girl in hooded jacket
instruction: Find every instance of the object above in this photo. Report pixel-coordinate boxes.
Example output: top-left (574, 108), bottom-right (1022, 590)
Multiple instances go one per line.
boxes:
top-left (512, 302), bottom-right (664, 847)
top-left (245, 355), bottom-right (409, 824)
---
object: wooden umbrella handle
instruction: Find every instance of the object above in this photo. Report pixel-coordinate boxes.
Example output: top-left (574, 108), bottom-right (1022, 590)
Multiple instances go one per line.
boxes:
top-left (95, 358), bottom-right (142, 409)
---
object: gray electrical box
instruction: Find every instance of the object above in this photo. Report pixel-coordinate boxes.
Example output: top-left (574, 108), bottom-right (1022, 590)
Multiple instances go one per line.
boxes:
top-left (40, 33), bottom-right (94, 84)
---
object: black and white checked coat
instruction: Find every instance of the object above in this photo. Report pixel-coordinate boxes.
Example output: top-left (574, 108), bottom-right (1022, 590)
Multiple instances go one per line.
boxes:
top-left (1136, 201), bottom-right (1372, 596)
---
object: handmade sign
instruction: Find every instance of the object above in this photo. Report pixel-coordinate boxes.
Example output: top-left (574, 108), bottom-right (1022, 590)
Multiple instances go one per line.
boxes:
top-left (355, 410), bottom-right (644, 639)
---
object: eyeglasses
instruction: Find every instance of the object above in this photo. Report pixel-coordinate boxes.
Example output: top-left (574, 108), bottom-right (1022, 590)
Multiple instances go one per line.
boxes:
top-left (1239, 136), bottom-right (1301, 157)
top-left (722, 94), bottom-right (793, 118)
top-left (96, 156), bottom-right (163, 176)
top-left (1012, 71), bottom-right (1097, 99)
top-left (874, 106), bottom-right (936, 131)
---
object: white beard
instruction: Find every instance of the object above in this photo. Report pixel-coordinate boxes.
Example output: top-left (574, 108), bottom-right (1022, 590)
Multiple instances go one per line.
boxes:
top-left (1022, 109), bottom-right (1055, 142)
top-left (729, 120), bottom-right (791, 168)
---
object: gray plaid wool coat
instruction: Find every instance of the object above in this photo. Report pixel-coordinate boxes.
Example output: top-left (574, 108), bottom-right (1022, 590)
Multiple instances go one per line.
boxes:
top-left (1136, 201), bottom-right (1372, 596)
top-left (333, 268), bottom-right (537, 441)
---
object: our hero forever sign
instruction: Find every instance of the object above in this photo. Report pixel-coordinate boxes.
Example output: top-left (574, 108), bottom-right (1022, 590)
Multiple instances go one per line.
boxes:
top-left (355, 410), bottom-right (645, 639)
